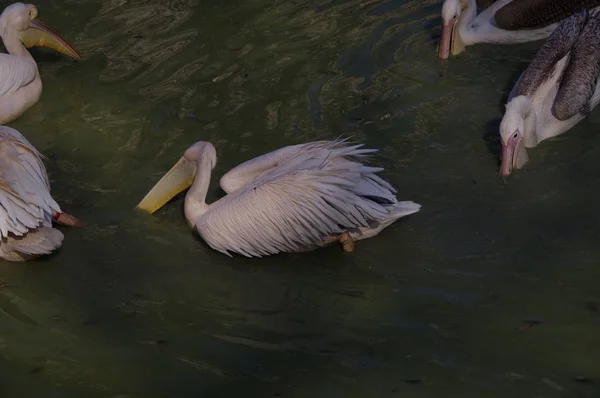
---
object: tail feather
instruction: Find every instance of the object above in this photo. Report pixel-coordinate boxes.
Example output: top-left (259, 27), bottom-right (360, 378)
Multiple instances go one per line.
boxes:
top-left (348, 200), bottom-right (421, 242)
top-left (389, 201), bottom-right (421, 218)
top-left (6, 227), bottom-right (64, 256)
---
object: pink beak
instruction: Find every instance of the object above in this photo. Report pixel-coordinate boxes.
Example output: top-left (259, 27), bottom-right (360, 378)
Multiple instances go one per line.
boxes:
top-left (438, 21), bottom-right (454, 60)
top-left (499, 132), bottom-right (520, 177)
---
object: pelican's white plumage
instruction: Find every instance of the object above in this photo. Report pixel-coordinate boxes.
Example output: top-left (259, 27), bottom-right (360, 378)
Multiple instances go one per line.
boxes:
top-left (137, 140), bottom-right (421, 257)
top-left (0, 2), bottom-right (80, 124)
top-left (438, 0), bottom-right (600, 59)
top-left (0, 126), bottom-right (64, 261)
top-left (499, 9), bottom-right (600, 176)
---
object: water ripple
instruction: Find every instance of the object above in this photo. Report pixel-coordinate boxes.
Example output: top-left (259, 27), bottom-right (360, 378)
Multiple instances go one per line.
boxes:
top-left (75, 0), bottom-right (197, 83)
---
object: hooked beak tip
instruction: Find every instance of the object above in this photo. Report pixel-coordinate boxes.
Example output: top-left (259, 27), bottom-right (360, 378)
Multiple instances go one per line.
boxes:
top-left (499, 132), bottom-right (522, 177)
top-left (22, 19), bottom-right (82, 60)
top-left (499, 160), bottom-right (512, 177)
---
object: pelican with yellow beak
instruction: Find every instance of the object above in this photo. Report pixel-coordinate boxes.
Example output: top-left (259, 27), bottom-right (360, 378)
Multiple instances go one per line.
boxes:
top-left (137, 140), bottom-right (421, 258)
top-left (0, 2), bottom-right (80, 124)
top-left (439, 0), bottom-right (600, 60)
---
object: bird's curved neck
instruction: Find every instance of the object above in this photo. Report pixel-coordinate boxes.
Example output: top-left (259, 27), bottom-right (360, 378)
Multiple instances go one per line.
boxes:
top-left (1, 28), bottom-right (34, 60)
top-left (184, 157), bottom-right (213, 227)
top-left (456, 0), bottom-right (478, 45)
top-left (0, 26), bottom-right (42, 124)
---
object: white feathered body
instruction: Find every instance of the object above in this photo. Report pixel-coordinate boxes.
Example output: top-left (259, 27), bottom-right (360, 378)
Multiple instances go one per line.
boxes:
top-left (191, 140), bottom-right (421, 258)
top-left (0, 126), bottom-right (63, 261)
top-left (0, 53), bottom-right (41, 124)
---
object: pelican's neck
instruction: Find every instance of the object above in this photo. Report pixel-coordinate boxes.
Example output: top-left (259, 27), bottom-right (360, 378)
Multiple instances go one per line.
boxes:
top-left (0, 23), bottom-right (42, 124)
top-left (458, 0), bottom-right (548, 45)
top-left (0, 24), bottom-right (34, 60)
top-left (508, 95), bottom-right (538, 147)
top-left (456, 0), bottom-right (478, 45)
top-left (184, 156), bottom-right (213, 227)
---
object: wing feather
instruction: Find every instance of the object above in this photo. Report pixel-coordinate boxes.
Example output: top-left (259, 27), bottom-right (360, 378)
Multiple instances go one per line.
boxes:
top-left (516, 10), bottom-right (589, 97)
top-left (552, 13), bottom-right (600, 120)
top-left (219, 139), bottom-right (376, 193)
top-left (197, 141), bottom-right (399, 257)
top-left (494, 0), bottom-right (600, 31)
top-left (0, 54), bottom-right (37, 98)
top-left (0, 127), bottom-right (60, 239)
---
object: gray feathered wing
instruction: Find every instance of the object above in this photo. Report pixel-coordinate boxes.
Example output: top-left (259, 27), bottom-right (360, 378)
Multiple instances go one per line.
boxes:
top-left (514, 10), bottom-right (600, 121)
top-left (494, 0), bottom-right (600, 31)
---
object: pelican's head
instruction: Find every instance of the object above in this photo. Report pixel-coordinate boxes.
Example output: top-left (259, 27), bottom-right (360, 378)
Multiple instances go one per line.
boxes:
top-left (0, 2), bottom-right (80, 60)
top-left (183, 141), bottom-right (217, 169)
top-left (499, 96), bottom-right (534, 177)
top-left (439, 0), bottom-right (467, 59)
top-left (136, 142), bottom-right (217, 214)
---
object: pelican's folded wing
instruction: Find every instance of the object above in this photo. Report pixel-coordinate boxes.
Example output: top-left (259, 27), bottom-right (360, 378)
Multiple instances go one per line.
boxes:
top-left (494, 0), bottom-right (600, 31)
top-left (0, 127), bottom-right (60, 239)
top-left (515, 11), bottom-right (588, 98)
top-left (477, 0), bottom-right (499, 9)
top-left (552, 14), bottom-right (600, 120)
top-left (0, 54), bottom-right (37, 98)
top-left (219, 141), bottom-right (334, 193)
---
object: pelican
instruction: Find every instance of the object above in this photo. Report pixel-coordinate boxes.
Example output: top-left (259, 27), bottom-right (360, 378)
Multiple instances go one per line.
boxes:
top-left (0, 2), bottom-right (80, 124)
top-left (499, 9), bottom-right (600, 176)
top-left (0, 126), bottom-right (81, 261)
top-left (438, 0), bottom-right (600, 59)
top-left (136, 140), bottom-right (421, 257)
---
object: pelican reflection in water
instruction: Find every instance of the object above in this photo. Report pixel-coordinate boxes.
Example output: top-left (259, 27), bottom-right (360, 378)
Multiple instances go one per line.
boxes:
top-left (137, 140), bottom-right (421, 257)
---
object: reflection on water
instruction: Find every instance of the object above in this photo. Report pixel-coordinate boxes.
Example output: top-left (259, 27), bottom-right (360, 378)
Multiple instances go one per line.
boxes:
top-left (1, 0), bottom-right (599, 396)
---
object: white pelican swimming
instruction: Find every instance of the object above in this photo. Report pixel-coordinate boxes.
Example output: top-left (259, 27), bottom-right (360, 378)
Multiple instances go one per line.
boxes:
top-left (0, 126), bottom-right (81, 261)
top-left (136, 140), bottom-right (421, 257)
top-left (0, 2), bottom-right (80, 124)
top-left (438, 0), bottom-right (600, 59)
top-left (499, 9), bottom-right (600, 176)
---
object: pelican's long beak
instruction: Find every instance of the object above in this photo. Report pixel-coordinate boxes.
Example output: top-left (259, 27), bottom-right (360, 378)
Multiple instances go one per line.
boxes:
top-left (438, 20), bottom-right (454, 60)
top-left (500, 131), bottom-right (529, 177)
top-left (136, 157), bottom-right (197, 214)
top-left (19, 19), bottom-right (81, 60)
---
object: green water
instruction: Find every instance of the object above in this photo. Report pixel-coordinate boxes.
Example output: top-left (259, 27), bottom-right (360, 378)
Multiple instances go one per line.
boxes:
top-left (0, 0), bottom-right (599, 396)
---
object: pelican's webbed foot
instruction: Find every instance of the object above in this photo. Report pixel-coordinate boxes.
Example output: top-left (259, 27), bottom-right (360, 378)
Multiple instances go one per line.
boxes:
top-left (54, 212), bottom-right (83, 227)
top-left (339, 232), bottom-right (355, 252)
